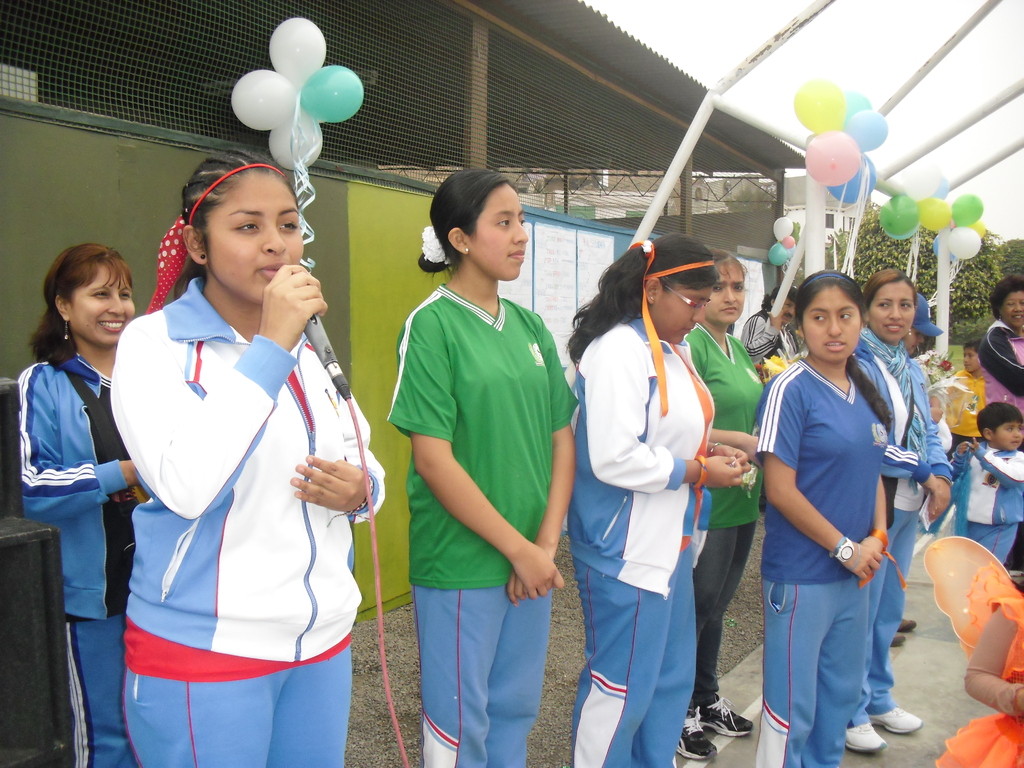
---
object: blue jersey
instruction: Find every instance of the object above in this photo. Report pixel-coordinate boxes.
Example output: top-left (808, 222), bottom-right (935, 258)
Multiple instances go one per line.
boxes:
top-left (756, 362), bottom-right (887, 584)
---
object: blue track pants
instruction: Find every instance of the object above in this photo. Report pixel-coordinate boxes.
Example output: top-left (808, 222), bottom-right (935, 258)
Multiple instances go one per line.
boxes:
top-left (571, 548), bottom-right (695, 768)
top-left (123, 646), bottom-right (351, 767)
top-left (757, 577), bottom-right (869, 768)
top-left (850, 506), bottom-right (916, 726)
top-left (412, 584), bottom-right (552, 768)
top-left (67, 614), bottom-right (136, 768)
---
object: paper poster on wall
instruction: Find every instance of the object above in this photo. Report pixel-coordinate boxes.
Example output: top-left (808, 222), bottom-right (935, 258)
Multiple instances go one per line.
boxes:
top-left (534, 223), bottom-right (577, 366)
top-left (577, 232), bottom-right (615, 307)
top-left (498, 222), bottom-right (534, 310)
top-left (736, 256), bottom-right (765, 335)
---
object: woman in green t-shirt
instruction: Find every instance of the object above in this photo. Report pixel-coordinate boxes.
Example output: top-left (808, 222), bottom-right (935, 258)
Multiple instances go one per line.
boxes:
top-left (388, 169), bottom-right (577, 768)
top-left (678, 251), bottom-right (764, 760)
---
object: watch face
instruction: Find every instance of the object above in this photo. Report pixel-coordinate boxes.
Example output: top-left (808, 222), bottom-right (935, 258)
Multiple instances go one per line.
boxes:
top-left (838, 542), bottom-right (856, 562)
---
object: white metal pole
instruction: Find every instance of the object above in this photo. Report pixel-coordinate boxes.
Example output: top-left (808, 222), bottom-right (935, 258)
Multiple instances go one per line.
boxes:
top-left (878, 77), bottom-right (1024, 180)
top-left (804, 172), bottom-right (827, 274)
top-left (877, 0), bottom-right (1003, 116)
top-left (948, 134), bottom-right (1024, 191)
top-left (710, 94), bottom-right (808, 149)
top-left (936, 228), bottom-right (951, 354)
top-left (772, 236), bottom-right (805, 317)
top-left (632, 0), bottom-right (837, 242)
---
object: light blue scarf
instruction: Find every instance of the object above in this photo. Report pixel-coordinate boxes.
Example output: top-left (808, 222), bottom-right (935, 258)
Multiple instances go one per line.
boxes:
top-left (861, 328), bottom-right (927, 460)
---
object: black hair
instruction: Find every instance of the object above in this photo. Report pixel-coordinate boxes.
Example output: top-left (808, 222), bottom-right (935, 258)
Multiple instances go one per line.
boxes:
top-left (795, 270), bottom-right (892, 431)
top-left (963, 339), bottom-right (981, 353)
top-left (172, 149), bottom-right (293, 299)
top-left (977, 402), bottom-right (1023, 435)
top-left (568, 234), bottom-right (718, 364)
top-left (760, 284), bottom-right (797, 313)
top-left (420, 169), bottom-right (513, 274)
top-left (863, 268), bottom-right (917, 311)
top-left (990, 274), bottom-right (1024, 320)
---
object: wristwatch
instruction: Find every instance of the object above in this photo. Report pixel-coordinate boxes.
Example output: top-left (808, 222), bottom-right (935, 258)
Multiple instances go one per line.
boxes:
top-left (830, 536), bottom-right (856, 563)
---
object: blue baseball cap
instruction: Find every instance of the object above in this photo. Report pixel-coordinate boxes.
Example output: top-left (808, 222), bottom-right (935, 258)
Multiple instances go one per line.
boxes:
top-left (913, 293), bottom-right (943, 337)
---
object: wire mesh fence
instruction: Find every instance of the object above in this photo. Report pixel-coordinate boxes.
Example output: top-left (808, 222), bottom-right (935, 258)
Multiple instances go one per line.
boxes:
top-left (1, 0), bottom-right (782, 253)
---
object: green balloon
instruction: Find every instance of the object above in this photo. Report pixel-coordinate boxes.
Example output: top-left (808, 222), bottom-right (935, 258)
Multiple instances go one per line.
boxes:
top-left (843, 90), bottom-right (872, 127)
top-left (951, 194), bottom-right (984, 227)
top-left (879, 195), bottom-right (920, 239)
top-left (300, 66), bottom-right (364, 123)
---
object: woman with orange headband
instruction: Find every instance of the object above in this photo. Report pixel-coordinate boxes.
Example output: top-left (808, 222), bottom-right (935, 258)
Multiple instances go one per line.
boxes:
top-left (566, 234), bottom-right (747, 768)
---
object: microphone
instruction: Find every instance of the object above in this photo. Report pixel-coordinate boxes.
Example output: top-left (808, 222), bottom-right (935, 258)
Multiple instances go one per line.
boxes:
top-left (304, 315), bottom-right (352, 401)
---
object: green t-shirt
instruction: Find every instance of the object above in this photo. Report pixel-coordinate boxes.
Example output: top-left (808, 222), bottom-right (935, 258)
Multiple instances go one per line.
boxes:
top-left (685, 325), bottom-right (763, 528)
top-left (388, 285), bottom-right (578, 589)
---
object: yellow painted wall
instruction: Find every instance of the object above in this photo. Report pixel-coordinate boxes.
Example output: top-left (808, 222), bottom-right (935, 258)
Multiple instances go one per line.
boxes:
top-left (346, 182), bottom-right (439, 617)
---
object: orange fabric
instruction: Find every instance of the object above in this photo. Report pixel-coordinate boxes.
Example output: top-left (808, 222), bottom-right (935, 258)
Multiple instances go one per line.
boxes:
top-left (675, 346), bottom-right (715, 547)
top-left (632, 239), bottom-right (713, 416)
top-left (935, 559), bottom-right (1024, 767)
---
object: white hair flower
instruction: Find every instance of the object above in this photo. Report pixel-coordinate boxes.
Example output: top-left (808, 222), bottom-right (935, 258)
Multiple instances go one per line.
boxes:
top-left (421, 226), bottom-right (448, 264)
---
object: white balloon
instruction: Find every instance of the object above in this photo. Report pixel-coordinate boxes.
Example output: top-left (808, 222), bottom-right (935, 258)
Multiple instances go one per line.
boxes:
top-left (902, 162), bottom-right (943, 202)
top-left (773, 217), bottom-right (794, 241)
top-left (268, 110), bottom-right (323, 170)
top-left (270, 18), bottom-right (327, 88)
top-left (948, 227), bottom-right (982, 260)
top-left (231, 70), bottom-right (296, 131)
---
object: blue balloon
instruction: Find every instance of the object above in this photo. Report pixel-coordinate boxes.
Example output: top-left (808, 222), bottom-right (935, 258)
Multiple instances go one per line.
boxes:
top-left (300, 66), bottom-right (364, 123)
top-left (827, 156), bottom-right (877, 204)
top-left (932, 237), bottom-right (940, 256)
top-left (844, 111), bottom-right (888, 152)
top-left (934, 176), bottom-right (950, 200)
top-left (768, 242), bottom-right (791, 266)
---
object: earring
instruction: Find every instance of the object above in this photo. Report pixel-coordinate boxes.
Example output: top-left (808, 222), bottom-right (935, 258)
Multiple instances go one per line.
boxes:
top-left (199, 253), bottom-right (207, 260)
top-left (63, 320), bottom-right (69, 340)
top-left (464, 248), bottom-right (469, 253)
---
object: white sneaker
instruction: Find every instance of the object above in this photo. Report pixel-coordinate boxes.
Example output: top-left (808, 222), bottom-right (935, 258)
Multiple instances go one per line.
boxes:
top-left (870, 707), bottom-right (924, 734)
top-left (845, 723), bottom-right (887, 752)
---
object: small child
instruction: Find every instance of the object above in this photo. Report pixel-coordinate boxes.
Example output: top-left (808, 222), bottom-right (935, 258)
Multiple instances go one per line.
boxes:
top-left (953, 402), bottom-right (1024, 563)
top-left (948, 340), bottom-right (986, 451)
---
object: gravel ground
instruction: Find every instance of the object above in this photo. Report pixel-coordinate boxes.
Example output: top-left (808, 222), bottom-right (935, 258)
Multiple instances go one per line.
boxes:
top-left (347, 519), bottom-right (765, 767)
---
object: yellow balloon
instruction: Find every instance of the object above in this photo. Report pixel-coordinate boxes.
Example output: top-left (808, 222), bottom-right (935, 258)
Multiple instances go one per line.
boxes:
top-left (917, 197), bottom-right (953, 232)
top-left (969, 220), bottom-right (987, 238)
top-left (794, 79), bottom-right (846, 134)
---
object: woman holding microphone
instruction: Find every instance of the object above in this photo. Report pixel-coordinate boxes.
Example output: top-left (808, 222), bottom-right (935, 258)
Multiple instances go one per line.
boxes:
top-left (112, 150), bottom-right (384, 767)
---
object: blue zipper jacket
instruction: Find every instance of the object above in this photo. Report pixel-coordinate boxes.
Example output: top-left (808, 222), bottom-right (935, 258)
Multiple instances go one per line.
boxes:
top-left (19, 356), bottom-right (130, 619)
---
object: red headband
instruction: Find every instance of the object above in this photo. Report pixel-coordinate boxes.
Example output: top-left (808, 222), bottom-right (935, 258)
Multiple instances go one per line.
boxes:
top-left (186, 163), bottom-right (286, 227)
top-left (634, 239), bottom-right (714, 416)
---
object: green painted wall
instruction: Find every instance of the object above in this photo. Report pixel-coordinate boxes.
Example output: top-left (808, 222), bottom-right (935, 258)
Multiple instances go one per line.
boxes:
top-left (0, 113), bottom-right (352, 379)
top-left (347, 182), bottom-right (438, 617)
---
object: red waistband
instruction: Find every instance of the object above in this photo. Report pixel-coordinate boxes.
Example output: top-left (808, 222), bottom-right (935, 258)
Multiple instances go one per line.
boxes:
top-left (124, 617), bottom-right (350, 682)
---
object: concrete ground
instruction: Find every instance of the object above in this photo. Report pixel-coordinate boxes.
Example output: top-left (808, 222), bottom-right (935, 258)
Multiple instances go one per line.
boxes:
top-left (347, 527), bottom-right (984, 767)
top-left (676, 539), bottom-right (991, 768)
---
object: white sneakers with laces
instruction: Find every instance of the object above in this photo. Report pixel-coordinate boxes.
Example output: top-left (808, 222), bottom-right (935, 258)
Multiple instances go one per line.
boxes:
top-left (845, 722), bottom-right (887, 752)
top-left (870, 706), bottom-right (924, 734)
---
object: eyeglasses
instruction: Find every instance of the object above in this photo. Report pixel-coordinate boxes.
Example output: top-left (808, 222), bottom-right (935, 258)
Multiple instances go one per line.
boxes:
top-left (664, 284), bottom-right (710, 310)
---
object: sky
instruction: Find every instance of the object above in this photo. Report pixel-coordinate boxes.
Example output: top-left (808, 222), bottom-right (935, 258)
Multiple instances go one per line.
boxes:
top-left (584, 0), bottom-right (1024, 241)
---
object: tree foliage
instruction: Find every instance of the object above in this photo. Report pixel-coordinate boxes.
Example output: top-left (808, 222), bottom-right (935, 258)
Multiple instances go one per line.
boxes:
top-left (997, 238), bottom-right (1024, 276)
top-left (833, 204), bottom-right (1004, 322)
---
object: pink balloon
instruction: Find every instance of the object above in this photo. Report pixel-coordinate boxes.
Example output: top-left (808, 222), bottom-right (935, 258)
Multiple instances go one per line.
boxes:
top-left (806, 131), bottom-right (861, 187)
top-left (781, 235), bottom-right (796, 249)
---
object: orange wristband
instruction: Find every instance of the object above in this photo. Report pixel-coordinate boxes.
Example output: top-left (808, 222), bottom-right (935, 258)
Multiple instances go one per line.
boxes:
top-left (694, 456), bottom-right (708, 488)
top-left (868, 528), bottom-right (889, 549)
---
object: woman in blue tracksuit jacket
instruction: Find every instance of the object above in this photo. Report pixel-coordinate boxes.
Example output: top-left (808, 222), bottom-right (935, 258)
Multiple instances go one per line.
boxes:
top-left (846, 269), bottom-right (952, 752)
top-left (20, 243), bottom-right (139, 768)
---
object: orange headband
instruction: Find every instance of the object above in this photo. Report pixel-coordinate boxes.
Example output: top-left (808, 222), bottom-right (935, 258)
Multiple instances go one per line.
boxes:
top-left (187, 163), bottom-right (286, 227)
top-left (634, 239), bottom-right (714, 416)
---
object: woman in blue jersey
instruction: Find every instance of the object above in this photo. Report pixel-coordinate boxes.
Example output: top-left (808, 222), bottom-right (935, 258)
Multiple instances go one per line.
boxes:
top-left (567, 234), bottom-right (748, 768)
top-left (19, 243), bottom-right (139, 768)
top-left (845, 269), bottom-right (952, 753)
top-left (388, 169), bottom-right (577, 768)
top-left (755, 271), bottom-right (892, 768)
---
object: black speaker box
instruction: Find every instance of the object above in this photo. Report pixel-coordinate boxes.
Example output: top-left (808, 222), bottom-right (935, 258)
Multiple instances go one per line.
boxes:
top-left (0, 377), bottom-right (72, 768)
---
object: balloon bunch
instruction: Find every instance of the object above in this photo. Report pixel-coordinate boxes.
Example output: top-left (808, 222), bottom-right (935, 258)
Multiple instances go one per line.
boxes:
top-left (230, 18), bottom-right (364, 171)
top-left (795, 80), bottom-right (887, 203)
top-left (769, 217), bottom-right (797, 266)
top-left (881, 163), bottom-right (986, 260)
